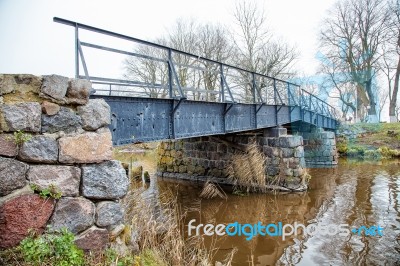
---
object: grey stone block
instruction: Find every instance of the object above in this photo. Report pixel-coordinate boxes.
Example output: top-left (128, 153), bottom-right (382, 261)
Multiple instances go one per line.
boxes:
top-left (0, 157), bottom-right (28, 196)
top-left (264, 127), bottom-right (287, 137)
top-left (77, 99), bottom-right (110, 131)
top-left (1, 102), bottom-right (41, 132)
top-left (81, 160), bottom-right (129, 200)
top-left (27, 165), bottom-right (81, 197)
top-left (41, 75), bottom-right (69, 101)
top-left (50, 197), bottom-right (95, 234)
top-left (41, 107), bottom-right (82, 133)
top-left (268, 138), bottom-right (280, 147)
top-left (66, 79), bottom-right (91, 105)
top-left (95, 201), bottom-right (123, 228)
top-left (279, 135), bottom-right (302, 148)
top-left (294, 146), bottom-right (304, 158)
top-left (280, 148), bottom-right (294, 158)
top-left (18, 135), bottom-right (58, 163)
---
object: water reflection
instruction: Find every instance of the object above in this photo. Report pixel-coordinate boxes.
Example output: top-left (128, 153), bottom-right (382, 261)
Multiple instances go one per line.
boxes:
top-left (155, 159), bottom-right (400, 265)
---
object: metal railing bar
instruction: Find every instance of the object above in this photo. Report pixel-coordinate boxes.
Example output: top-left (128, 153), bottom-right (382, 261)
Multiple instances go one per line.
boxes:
top-left (53, 17), bottom-right (300, 87)
top-left (180, 87), bottom-right (220, 94)
top-left (173, 62), bottom-right (220, 74)
top-left (77, 41), bottom-right (89, 79)
top-left (80, 42), bottom-right (168, 63)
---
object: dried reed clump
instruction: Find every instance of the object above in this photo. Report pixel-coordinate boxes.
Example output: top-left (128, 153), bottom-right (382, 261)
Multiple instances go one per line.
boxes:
top-left (227, 140), bottom-right (268, 193)
top-left (200, 180), bottom-right (227, 199)
top-left (122, 185), bottom-right (235, 266)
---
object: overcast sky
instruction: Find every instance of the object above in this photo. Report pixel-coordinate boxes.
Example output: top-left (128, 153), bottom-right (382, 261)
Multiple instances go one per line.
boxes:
top-left (0, 0), bottom-right (337, 78)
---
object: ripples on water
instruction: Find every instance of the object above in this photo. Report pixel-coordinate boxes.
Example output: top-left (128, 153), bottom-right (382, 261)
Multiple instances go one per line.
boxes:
top-left (155, 159), bottom-right (400, 265)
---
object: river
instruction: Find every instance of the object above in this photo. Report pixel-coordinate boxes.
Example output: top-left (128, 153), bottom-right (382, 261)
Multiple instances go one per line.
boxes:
top-left (155, 159), bottom-right (400, 265)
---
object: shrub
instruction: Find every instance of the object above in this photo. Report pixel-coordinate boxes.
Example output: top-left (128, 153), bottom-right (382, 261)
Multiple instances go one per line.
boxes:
top-left (346, 145), bottom-right (366, 157)
top-left (378, 146), bottom-right (400, 158)
top-left (19, 228), bottom-right (84, 266)
top-left (336, 138), bottom-right (348, 154)
top-left (364, 149), bottom-right (381, 159)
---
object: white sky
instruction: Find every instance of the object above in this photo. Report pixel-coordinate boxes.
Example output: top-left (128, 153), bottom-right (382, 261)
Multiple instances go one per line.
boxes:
top-left (0, 0), bottom-right (337, 77)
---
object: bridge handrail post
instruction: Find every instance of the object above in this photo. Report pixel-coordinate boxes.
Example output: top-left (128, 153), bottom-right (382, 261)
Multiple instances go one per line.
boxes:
top-left (168, 49), bottom-right (173, 98)
top-left (220, 63), bottom-right (224, 102)
top-left (74, 24), bottom-right (79, 79)
top-left (251, 72), bottom-right (256, 104)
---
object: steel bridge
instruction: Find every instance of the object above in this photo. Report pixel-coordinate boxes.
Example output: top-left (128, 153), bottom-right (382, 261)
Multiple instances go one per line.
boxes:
top-left (54, 17), bottom-right (339, 146)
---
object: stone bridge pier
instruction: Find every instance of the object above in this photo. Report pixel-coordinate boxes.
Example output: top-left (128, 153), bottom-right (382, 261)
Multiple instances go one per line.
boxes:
top-left (157, 127), bottom-right (307, 191)
top-left (292, 126), bottom-right (338, 166)
top-left (157, 126), bottom-right (338, 191)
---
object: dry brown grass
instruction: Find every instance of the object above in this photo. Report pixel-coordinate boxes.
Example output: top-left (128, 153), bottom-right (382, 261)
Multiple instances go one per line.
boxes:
top-left (122, 183), bottom-right (235, 266)
top-left (227, 140), bottom-right (268, 193)
top-left (199, 180), bottom-right (227, 200)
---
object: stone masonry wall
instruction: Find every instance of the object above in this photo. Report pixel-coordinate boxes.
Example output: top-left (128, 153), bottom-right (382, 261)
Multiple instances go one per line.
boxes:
top-left (301, 128), bottom-right (338, 165)
top-left (157, 127), bottom-right (307, 191)
top-left (0, 74), bottom-right (128, 250)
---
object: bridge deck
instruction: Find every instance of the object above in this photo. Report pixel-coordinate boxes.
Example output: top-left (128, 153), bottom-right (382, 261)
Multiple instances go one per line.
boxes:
top-left (93, 95), bottom-right (337, 145)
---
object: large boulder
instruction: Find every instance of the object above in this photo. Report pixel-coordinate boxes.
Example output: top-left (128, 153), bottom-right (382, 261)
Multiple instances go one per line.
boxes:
top-left (77, 99), bottom-right (111, 131)
top-left (66, 79), bottom-right (91, 105)
top-left (81, 160), bottom-right (128, 200)
top-left (0, 102), bottom-right (41, 132)
top-left (75, 226), bottom-right (109, 251)
top-left (40, 75), bottom-right (69, 101)
top-left (0, 194), bottom-right (55, 248)
top-left (0, 134), bottom-right (18, 157)
top-left (27, 165), bottom-right (81, 197)
top-left (95, 201), bottom-right (123, 228)
top-left (50, 197), bottom-right (95, 234)
top-left (41, 107), bottom-right (82, 134)
top-left (0, 157), bottom-right (28, 196)
top-left (58, 128), bottom-right (112, 163)
top-left (18, 135), bottom-right (58, 163)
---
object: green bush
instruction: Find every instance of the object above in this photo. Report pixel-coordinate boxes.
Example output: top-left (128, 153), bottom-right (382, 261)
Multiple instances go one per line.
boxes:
top-left (346, 145), bottom-right (366, 157)
top-left (336, 138), bottom-right (348, 154)
top-left (364, 149), bottom-right (381, 159)
top-left (378, 146), bottom-right (400, 158)
top-left (19, 228), bottom-right (84, 266)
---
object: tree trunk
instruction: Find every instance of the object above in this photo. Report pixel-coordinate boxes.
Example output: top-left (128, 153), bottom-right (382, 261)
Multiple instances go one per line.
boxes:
top-left (365, 79), bottom-right (379, 123)
top-left (389, 32), bottom-right (400, 123)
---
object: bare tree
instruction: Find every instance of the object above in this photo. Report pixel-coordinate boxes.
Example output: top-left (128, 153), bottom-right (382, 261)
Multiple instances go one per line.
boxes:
top-left (229, 0), bottom-right (298, 103)
top-left (123, 19), bottom-right (233, 101)
top-left (123, 38), bottom-right (169, 98)
top-left (383, 0), bottom-right (400, 122)
top-left (320, 0), bottom-right (391, 122)
top-left (231, 1), bottom-right (298, 78)
top-left (319, 56), bottom-right (358, 120)
top-left (377, 85), bottom-right (389, 121)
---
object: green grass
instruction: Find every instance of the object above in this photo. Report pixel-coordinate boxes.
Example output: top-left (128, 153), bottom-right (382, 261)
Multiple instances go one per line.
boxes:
top-left (351, 123), bottom-right (400, 149)
top-left (338, 123), bottom-right (400, 159)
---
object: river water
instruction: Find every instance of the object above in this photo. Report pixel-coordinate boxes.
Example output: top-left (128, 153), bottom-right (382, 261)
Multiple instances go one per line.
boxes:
top-left (155, 159), bottom-right (400, 265)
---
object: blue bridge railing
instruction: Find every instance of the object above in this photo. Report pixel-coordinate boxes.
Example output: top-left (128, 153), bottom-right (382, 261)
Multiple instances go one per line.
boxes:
top-left (53, 17), bottom-right (338, 120)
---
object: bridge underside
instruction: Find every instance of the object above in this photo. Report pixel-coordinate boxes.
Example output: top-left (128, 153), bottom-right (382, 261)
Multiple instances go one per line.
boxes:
top-left (93, 96), bottom-right (337, 146)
